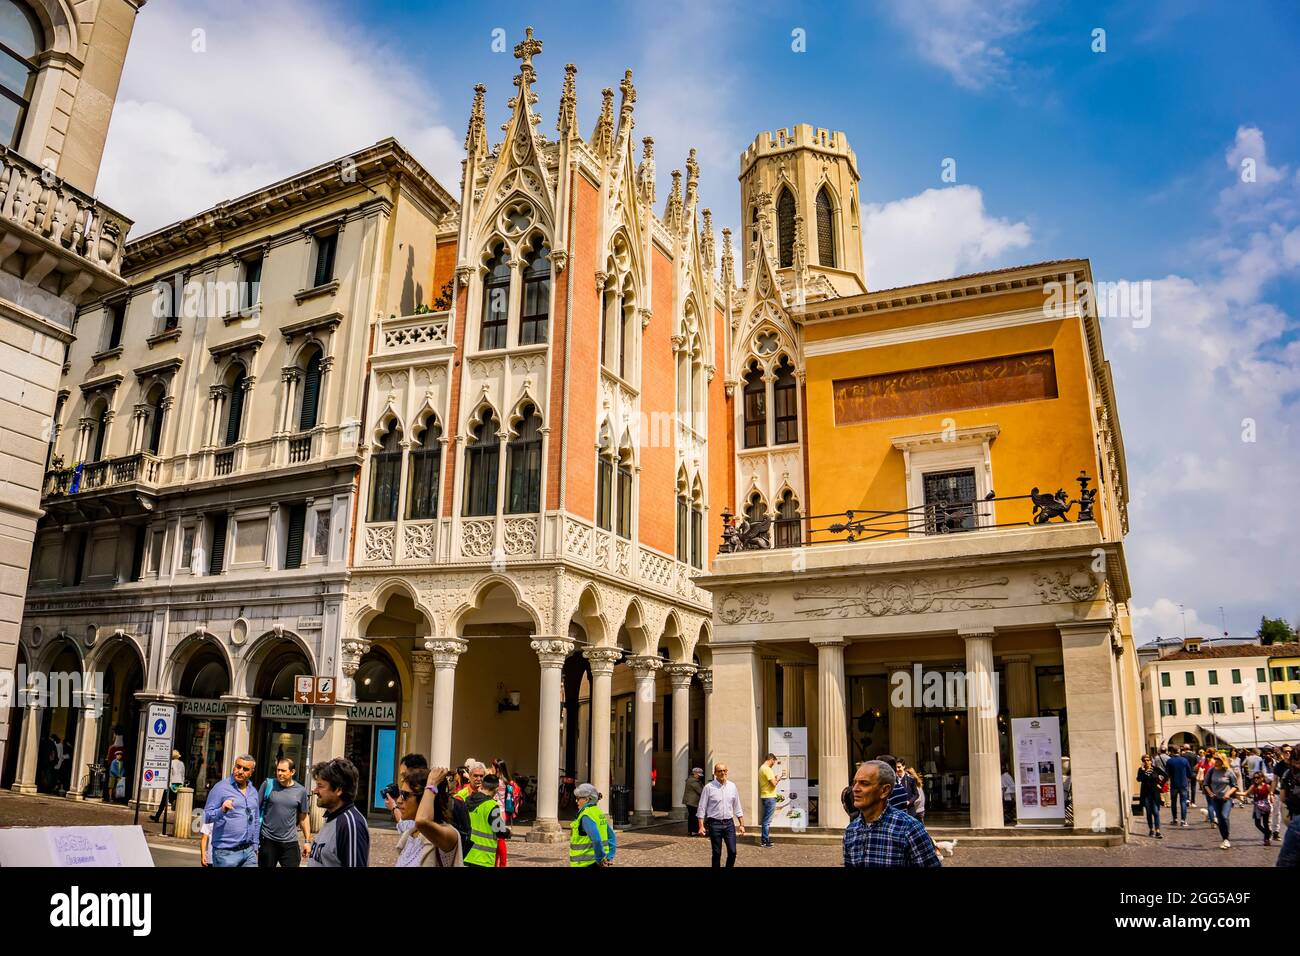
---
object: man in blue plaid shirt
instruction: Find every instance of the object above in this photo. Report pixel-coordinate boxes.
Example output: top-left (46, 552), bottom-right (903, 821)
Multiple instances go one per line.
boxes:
top-left (843, 760), bottom-right (941, 868)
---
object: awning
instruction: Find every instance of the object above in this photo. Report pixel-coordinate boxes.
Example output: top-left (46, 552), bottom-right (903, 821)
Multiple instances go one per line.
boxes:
top-left (1197, 722), bottom-right (1300, 748)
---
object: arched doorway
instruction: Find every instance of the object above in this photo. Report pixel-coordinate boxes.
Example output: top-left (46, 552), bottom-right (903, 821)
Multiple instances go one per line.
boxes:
top-left (344, 648), bottom-right (401, 820)
top-left (91, 638), bottom-right (145, 801)
top-left (249, 641), bottom-right (312, 785)
top-left (1168, 731), bottom-right (1200, 750)
top-left (560, 621), bottom-right (591, 821)
top-left (1, 643), bottom-right (28, 789)
top-left (36, 640), bottom-right (82, 795)
top-left (173, 640), bottom-right (231, 802)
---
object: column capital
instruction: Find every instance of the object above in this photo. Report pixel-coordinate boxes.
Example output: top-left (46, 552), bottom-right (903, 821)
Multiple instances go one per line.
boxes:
top-left (410, 650), bottom-right (435, 681)
top-left (778, 660), bottom-right (808, 670)
top-left (663, 662), bottom-right (697, 687)
top-left (958, 628), bottom-right (996, 642)
top-left (340, 637), bottom-right (372, 678)
top-left (424, 638), bottom-right (468, 667)
top-left (1001, 653), bottom-right (1032, 665)
top-left (627, 655), bottom-right (664, 677)
top-left (582, 646), bottom-right (623, 675)
top-left (531, 636), bottom-right (575, 668)
top-left (882, 661), bottom-right (914, 674)
top-left (1057, 619), bottom-right (1115, 639)
top-left (810, 636), bottom-right (848, 649)
top-left (695, 668), bottom-right (713, 692)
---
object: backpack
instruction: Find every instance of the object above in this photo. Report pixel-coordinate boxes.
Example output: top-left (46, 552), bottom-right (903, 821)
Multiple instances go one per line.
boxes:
top-left (503, 781), bottom-right (515, 815)
top-left (259, 778), bottom-right (274, 827)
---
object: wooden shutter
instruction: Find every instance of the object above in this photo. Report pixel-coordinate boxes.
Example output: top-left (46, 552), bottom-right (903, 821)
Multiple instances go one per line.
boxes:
top-left (314, 234), bottom-right (336, 287)
top-left (208, 513), bottom-right (228, 574)
top-left (224, 376), bottom-right (245, 446)
top-left (284, 503), bottom-right (306, 569)
top-left (298, 354), bottom-right (321, 431)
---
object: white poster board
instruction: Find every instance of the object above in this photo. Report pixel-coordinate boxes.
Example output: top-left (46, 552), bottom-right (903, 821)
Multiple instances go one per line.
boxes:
top-left (140, 703), bottom-right (177, 792)
top-left (767, 727), bottom-right (809, 831)
top-left (1011, 716), bottom-right (1065, 823)
top-left (0, 826), bottom-right (154, 866)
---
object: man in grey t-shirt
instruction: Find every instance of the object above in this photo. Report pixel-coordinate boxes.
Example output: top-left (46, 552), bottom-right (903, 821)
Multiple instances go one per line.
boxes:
top-left (258, 758), bottom-right (311, 867)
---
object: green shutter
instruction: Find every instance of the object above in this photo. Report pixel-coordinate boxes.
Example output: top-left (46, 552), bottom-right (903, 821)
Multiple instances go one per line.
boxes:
top-left (284, 504), bottom-right (306, 569)
top-left (208, 513), bottom-right (228, 574)
top-left (298, 354), bottom-right (321, 430)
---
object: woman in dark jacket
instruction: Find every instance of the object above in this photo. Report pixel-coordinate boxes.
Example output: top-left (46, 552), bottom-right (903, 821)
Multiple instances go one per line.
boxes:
top-left (1136, 754), bottom-right (1164, 839)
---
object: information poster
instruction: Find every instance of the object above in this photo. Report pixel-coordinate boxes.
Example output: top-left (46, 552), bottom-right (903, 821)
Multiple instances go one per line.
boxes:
top-left (1010, 716), bottom-right (1065, 823)
top-left (141, 703), bottom-right (177, 792)
top-left (767, 727), bottom-right (809, 831)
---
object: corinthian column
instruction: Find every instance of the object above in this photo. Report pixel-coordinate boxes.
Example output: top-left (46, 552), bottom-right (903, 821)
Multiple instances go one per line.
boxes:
top-left (409, 650), bottom-right (435, 762)
top-left (697, 668), bottom-right (714, 770)
top-left (583, 647), bottom-right (622, 814)
top-left (664, 662), bottom-right (696, 820)
top-left (425, 639), bottom-right (467, 769)
top-left (811, 636), bottom-right (849, 828)
top-left (628, 655), bottom-right (662, 826)
top-left (340, 637), bottom-right (372, 703)
top-left (961, 628), bottom-right (1004, 829)
top-left (528, 636), bottom-right (574, 843)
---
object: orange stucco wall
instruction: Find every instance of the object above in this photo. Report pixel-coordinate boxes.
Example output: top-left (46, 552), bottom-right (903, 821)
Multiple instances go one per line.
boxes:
top-left (637, 245), bottom-right (677, 556)
top-left (706, 302), bottom-right (731, 569)
top-left (561, 174), bottom-right (601, 521)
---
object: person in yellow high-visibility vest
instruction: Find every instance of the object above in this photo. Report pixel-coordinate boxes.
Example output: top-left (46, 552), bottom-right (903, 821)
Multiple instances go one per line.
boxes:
top-left (569, 784), bottom-right (616, 868)
top-left (463, 772), bottom-right (510, 867)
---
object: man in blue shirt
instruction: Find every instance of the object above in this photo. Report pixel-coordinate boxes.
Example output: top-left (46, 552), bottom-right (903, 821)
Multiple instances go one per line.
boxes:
top-left (1163, 745), bottom-right (1191, 828)
top-left (203, 754), bottom-right (260, 867)
top-left (843, 760), bottom-right (940, 868)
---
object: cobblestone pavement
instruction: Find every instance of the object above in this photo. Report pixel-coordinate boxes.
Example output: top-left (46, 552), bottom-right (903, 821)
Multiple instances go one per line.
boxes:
top-left (0, 791), bottom-right (1283, 867)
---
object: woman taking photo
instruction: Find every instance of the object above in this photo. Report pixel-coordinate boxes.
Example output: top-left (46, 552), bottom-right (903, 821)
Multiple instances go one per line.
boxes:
top-left (395, 766), bottom-right (463, 867)
top-left (1204, 752), bottom-right (1241, 849)
top-left (1136, 754), bottom-right (1164, 839)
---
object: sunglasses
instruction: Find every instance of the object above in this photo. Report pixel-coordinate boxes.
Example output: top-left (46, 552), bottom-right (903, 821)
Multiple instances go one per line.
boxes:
top-left (399, 789), bottom-right (423, 801)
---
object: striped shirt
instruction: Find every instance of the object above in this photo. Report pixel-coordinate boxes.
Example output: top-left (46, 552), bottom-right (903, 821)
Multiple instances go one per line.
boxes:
top-left (308, 801), bottom-right (369, 867)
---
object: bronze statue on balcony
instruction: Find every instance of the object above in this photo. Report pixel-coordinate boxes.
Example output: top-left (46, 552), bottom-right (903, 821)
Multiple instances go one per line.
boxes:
top-left (1030, 487), bottom-right (1072, 523)
top-left (719, 508), bottom-right (772, 553)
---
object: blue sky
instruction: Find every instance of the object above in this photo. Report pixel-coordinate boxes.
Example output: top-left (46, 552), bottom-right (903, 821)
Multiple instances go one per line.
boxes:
top-left (97, 0), bottom-right (1300, 643)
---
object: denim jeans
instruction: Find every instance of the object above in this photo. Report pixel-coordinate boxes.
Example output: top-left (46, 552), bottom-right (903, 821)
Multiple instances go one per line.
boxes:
top-left (1277, 815), bottom-right (1300, 867)
top-left (1142, 795), bottom-right (1161, 832)
top-left (212, 845), bottom-right (258, 868)
top-left (705, 819), bottom-right (737, 867)
top-left (1209, 797), bottom-right (1232, 841)
top-left (1169, 784), bottom-right (1189, 823)
top-left (760, 797), bottom-right (776, 845)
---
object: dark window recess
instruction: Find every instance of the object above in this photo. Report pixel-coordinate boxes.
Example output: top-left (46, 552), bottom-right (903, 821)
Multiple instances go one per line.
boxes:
top-left (407, 422), bottom-right (442, 520)
top-left (923, 468), bottom-right (977, 533)
top-left (283, 504), bottom-right (307, 569)
top-left (462, 409), bottom-right (499, 517)
top-left (480, 245), bottom-right (510, 351)
top-left (147, 399), bottom-right (165, 455)
top-left (616, 461), bottom-right (632, 539)
top-left (208, 513), bottom-right (228, 575)
top-left (106, 303), bottom-right (125, 350)
top-left (313, 233), bottom-right (337, 288)
top-left (298, 352), bottom-right (322, 431)
top-left (816, 188), bottom-right (836, 268)
top-left (690, 507), bottom-right (703, 569)
top-left (743, 365), bottom-right (766, 448)
top-left (776, 189), bottom-right (795, 268)
top-left (224, 371), bottom-right (246, 446)
top-left (506, 407), bottom-right (542, 514)
top-left (369, 426), bottom-right (402, 522)
top-left (774, 493), bottom-right (801, 548)
top-left (773, 358), bottom-right (798, 444)
top-left (520, 244), bottom-right (550, 345)
top-left (71, 533), bottom-right (85, 585)
top-left (596, 457), bottom-right (613, 531)
top-left (676, 496), bottom-right (688, 562)
top-left (91, 408), bottom-right (108, 461)
top-left (243, 256), bottom-right (263, 308)
top-left (129, 527), bottom-right (146, 581)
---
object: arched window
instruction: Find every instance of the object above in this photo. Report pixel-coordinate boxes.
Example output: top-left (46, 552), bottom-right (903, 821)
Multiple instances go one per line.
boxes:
top-left (480, 244), bottom-right (510, 350)
top-left (407, 417), bottom-right (442, 520)
top-left (600, 284), bottom-right (612, 370)
top-left (676, 489), bottom-right (688, 562)
top-left (774, 490), bottom-right (801, 549)
top-left (615, 440), bottom-right (633, 539)
top-left (619, 282), bottom-right (634, 380)
top-left (776, 188), bottom-right (795, 268)
top-left (596, 427), bottom-right (613, 531)
top-left (749, 205), bottom-right (759, 251)
top-left (506, 405), bottom-right (542, 514)
top-left (742, 362), bottom-right (766, 449)
top-left (369, 422), bottom-right (402, 522)
top-left (90, 404), bottom-right (109, 462)
top-left (463, 408), bottom-right (500, 516)
top-left (816, 187), bottom-right (836, 268)
top-left (773, 355), bottom-right (798, 445)
top-left (146, 387), bottom-right (166, 456)
top-left (223, 369), bottom-right (246, 447)
top-left (690, 480), bottom-right (704, 569)
top-left (298, 349), bottom-right (322, 431)
top-left (745, 493), bottom-right (767, 526)
top-left (520, 241), bottom-right (550, 345)
top-left (0, 1), bottom-right (42, 148)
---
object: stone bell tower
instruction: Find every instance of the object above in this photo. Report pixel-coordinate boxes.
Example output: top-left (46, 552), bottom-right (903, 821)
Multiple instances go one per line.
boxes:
top-left (738, 124), bottom-right (866, 297)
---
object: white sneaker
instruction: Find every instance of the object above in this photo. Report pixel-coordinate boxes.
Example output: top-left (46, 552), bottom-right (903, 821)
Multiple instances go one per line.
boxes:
top-left (1220, 839), bottom-right (1230, 849)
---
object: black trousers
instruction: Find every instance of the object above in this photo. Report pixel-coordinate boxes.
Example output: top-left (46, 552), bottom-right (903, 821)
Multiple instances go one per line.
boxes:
top-left (150, 788), bottom-right (176, 820)
top-left (258, 838), bottom-right (301, 868)
top-left (705, 819), bottom-right (737, 867)
top-left (685, 807), bottom-right (698, 835)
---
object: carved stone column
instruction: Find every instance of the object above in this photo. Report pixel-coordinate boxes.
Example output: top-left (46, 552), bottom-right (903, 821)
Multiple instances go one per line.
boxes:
top-left (425, 639), bottom-right (467, 769)
top-left (697, 668), bottom-right (714, 771)
top-left (811, 636), bottom-right (849, 828)
top-left (664, 662), bottom-right (696, 819)
top-left (761, 654), bottom-right (778, 733)
top-left (409, 650), bottom-right (435, 761)
top-left (10, 687), bottom-right (43, 794)
top-left (961, 629), bottom-right (1004, 829)
top-left (583, 647), bottom-right (621, 814)
top-left (339, 637), bottom-right (372, 703)
top-left (528, 636), bottom-right (574, 842)
top-left (885, 661), bottom-right (917, 771)
top-left (628, 655), bottom-right (662, 826)
top-left (803, 664), bottom-right (819, 782)
top-left (780, 661), bottom-right (806, 726)
top-left (1004, 653), bottom-right (1034, 719)
top-left (64, 687), bottom-right (101, 800)
top-left (220, 697), bottom-right (257, 778)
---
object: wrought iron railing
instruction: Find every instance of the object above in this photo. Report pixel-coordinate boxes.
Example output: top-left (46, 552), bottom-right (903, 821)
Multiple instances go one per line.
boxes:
top-left (719, 472), bottom-right (1099, 553)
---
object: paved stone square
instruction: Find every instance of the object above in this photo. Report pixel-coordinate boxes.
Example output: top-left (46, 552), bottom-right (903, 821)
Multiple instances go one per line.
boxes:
top-left (0, 791), bottom-right (1285, 867)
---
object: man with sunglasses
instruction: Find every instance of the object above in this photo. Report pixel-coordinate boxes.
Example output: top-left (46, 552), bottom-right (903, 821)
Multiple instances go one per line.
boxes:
top-left (696, 762), bottom-right (746, 867)
top-left (258, 757), bottom-right (311, 867)
top-left (202, 754), bottom-right (260, 868)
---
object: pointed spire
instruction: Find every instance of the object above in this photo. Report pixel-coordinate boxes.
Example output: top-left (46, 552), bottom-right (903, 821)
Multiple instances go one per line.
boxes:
top-left (592, 87), bottom-right (615, 159)
top-left (508, 27), bottom-right (543, 128)
top-left (793, 213), bottom-right (807, 272)
top-left (664, 169), bottom-right (684, 233)
top-left (465, 83), bottom-right (487, 157)
top-left (557, 63), bottom-right (577, 136)
top-left (754, 189), bottom-right (773, 261)
top-left (720, 226), bottom-right (735, 288)
top-left (636, 136), bottom-right (656, 207)
top-left (617, 69), bottom-right (636, 139)
top-left (684, 147), bottom-right (699, 211)
top-left (701, 208), bottom-right (715, 270)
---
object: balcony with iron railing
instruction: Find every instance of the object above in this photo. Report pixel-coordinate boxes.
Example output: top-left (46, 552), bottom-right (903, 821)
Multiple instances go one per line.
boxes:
top-left (378, 309), bottom-right (451, 353)
top-left (42, 452), bottom-right (162, 498)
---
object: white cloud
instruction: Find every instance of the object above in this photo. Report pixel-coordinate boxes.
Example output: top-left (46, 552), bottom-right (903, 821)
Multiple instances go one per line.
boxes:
top-left (98, 0), bottom-right (463, 236)
top-left (861, 185), bottom-right (1032, 288)
top-left (1117, 130), bottom-right (1300, 644)
top-left (881, 0), bottom-right (1034, 90)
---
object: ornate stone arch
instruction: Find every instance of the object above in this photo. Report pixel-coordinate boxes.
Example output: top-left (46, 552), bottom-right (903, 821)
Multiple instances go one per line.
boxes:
top-left (449, 573), bottom-right (544, 636)
top-left (353, 577), bottom-right (438, 640)
top-left (84, 629), bottom-right (146, 674)
top-left (369, 399), bottom-right (404, 451)
top-left (236, 628), bottom-right (318, 699)
top-left (162, 629), bottom-right (235, 695)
